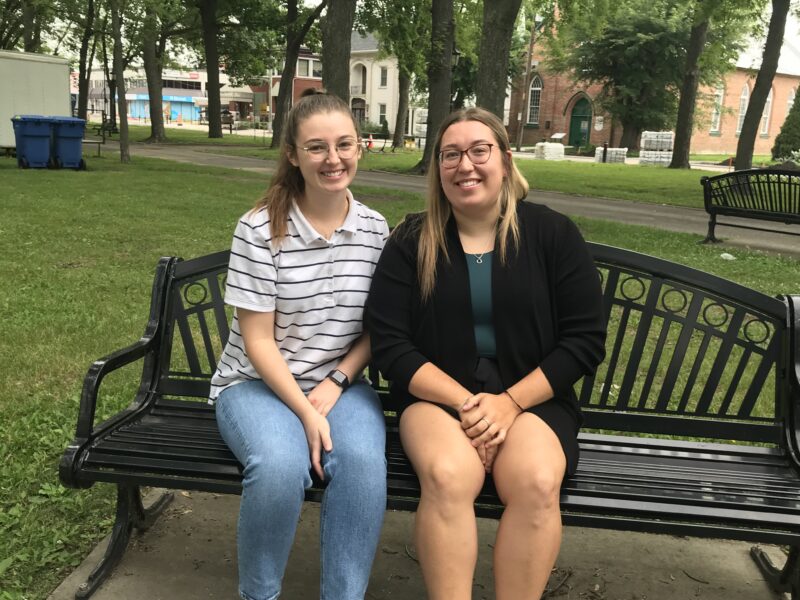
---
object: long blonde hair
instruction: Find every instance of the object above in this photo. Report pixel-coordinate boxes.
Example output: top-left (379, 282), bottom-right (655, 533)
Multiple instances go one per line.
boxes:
top-left (253, 90), bottom-right (361, 243)
top-left (417, 107), bottom-right (529, 299)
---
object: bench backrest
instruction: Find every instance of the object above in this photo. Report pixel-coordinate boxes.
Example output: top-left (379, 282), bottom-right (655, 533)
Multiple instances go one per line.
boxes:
top-left (152, 244), bottom-right (789, 446)
top-left (701, 168), bottom-right (800, 219)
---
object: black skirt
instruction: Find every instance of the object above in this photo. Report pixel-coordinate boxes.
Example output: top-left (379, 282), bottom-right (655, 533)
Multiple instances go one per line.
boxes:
top-left (400, 357), bottom-right (581, 477)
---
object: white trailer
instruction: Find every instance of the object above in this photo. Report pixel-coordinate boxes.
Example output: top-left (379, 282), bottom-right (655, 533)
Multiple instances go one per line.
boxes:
top-left (0, 50), bottom-right (71, 149)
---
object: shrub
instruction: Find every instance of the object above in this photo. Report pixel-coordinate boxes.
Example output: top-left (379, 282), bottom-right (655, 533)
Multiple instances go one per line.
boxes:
top-left (772, 97), bottom-right (800, 160)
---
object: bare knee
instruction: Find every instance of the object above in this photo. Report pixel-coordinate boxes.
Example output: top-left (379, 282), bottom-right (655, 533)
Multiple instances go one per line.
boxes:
top-left (502, 466), bottom-right (562, 514)
top-left (419, 457), bottom-right (483, 508)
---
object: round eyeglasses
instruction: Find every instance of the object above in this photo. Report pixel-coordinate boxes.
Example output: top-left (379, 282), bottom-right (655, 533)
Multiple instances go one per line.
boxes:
top-left (438, 143), bottom-right (494, 169)
top-left (299, 139), bottom-right (360, 161)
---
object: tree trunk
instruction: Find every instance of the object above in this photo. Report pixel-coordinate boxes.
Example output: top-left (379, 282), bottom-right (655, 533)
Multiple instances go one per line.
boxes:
top-left (734, 0), bottom-right (789, 171)
top-left (22, 1), bottom-right (42, 52)
top-left (142, 10), bottom-right (166, 142)
top-left (271, 0), bottom-right (328, 148)
top-left (321, 0), bottom-right (356, 102)
top-left (392, 67), bottom-right (411, 148)
top-left (101, 20), bottom-right (116, 128)
top-left (475, 0), bottom-right (523, 118)
top-left (198, 0), bottom-right (222, 138)
top-left (669, 15), bottom-right (709, 169)
top-left (111, 0), bottom-right (129, 162)
top-left (619, 124), bottom-right (641, 151)
top-left (414, 0), bottom-right (454, 174)
top-left (77, 0), bottom-right (95, 120)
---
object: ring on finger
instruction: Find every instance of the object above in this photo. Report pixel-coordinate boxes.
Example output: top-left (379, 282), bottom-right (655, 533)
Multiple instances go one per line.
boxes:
top-left (481, 417), bottom-right (492, 429)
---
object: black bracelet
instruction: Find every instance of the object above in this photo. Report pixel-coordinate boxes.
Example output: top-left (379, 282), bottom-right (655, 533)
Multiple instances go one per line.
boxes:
top-left (504, 389), bottom-right (524, 413)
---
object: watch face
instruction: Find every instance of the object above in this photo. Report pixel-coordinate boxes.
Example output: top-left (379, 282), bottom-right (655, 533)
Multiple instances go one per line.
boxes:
top-left (329, 370), bottom-right (347, 387)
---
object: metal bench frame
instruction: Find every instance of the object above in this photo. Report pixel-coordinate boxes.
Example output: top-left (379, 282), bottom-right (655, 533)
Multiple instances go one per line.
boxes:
top-left (59, 244), bottom-right (800, 599)
top-left (701, 168), bottom-right (800, 243)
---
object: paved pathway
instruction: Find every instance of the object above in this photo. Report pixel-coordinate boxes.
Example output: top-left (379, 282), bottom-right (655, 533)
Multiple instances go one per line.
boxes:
top-left (48, 491), bottom-right (788, 600)
top-left (127, 143), bottom-right (799, 257)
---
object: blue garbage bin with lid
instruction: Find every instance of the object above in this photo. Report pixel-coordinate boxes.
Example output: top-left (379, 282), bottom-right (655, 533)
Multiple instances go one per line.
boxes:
top-left (51, 116), bottom-right (87, 169)
top-left (11, 115), bottom-right (53, 168)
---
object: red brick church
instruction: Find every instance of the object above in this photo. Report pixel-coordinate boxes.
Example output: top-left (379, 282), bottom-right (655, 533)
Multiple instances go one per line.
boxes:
top-left (507, 21), bottom-right (800, 156)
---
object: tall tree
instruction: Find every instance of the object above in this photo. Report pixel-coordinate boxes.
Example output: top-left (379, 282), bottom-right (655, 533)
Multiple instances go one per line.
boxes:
top-left (141, 0), bottom-right (189, 142)
top-left (142, 8), bottom-right (166, 141)
top-left (111, 0), bottom-right (130, 162)
top-left (322, 0), bottom-right (357, 101)
top-left (669, 0), bottom-right (765, 168)
top-left (1, 0), bottom-right (55, 50)
top-left (475, 0), bottom-right (523, 117)
top-left (76, 0), bottom-right (98, 120)
top-left (196, 0), bottom-right (223, 138)
top-left (669, 6), bottom-right (710, 168)
top-left (734, 0), bottom-right (791, 170)
top-left (549, 1), bottom-right (690, 149)
top-left (415, 0), bottom-right (454, 173)
top-left (270, 0), bottom-right (328, 148)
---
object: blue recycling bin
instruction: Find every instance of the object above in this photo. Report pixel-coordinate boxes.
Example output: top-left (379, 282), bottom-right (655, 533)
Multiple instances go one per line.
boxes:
top-left (11, 115), bottom-right (53, 168)
top-left (50, 116), bottom-right (86, 169)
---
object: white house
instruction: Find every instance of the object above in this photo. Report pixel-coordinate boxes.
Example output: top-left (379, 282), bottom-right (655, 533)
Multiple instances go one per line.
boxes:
top-left (349, 32), bottom-right (427, 138)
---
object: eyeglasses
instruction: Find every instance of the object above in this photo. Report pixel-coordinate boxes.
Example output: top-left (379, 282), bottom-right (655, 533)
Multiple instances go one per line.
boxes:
top-left (438, 143), bottom-right (494, 169)
top-left (299, 139), bottom-right (360, 161)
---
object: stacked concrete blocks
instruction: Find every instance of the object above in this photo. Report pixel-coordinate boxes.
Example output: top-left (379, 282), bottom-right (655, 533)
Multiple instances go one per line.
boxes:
top-left (639, 131), bottom-right (674, 166)
top-left (534, 142), bottom-right (565, 161)
top-left (594, 147), bottom-right (628, 163)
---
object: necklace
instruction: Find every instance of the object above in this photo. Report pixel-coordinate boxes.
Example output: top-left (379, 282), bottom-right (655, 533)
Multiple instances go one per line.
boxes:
top-left (471, 252), bottom-right (485, 264)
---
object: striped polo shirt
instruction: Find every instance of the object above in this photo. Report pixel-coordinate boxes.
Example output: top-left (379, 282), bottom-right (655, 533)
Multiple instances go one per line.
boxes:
top-left (209, 192), bottom-right (389, 401)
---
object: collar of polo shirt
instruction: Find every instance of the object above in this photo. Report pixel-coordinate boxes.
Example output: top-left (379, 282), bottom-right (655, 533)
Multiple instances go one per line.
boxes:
top-left (290, 189), bottom-right (359, 244)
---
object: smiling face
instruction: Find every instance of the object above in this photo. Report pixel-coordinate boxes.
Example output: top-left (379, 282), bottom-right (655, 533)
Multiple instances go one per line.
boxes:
top-left (289, 110), bottom-right (360, 203)
top-left (438, 120), bottom-right (510, 219)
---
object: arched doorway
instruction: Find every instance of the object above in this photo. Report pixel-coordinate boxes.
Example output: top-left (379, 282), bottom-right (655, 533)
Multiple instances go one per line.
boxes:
top-left (568, 98), bottom-right (592, 147)
top-left (351, 98), bottom-right (366, 125)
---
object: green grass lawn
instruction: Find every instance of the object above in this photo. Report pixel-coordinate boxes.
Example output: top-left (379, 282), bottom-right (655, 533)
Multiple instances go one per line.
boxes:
top-left (116, 123), bottom-right (274, 146)
top-left (688, 153), bottom-right (773, 166)
top-left (1, 154), bottom-right (798, 599)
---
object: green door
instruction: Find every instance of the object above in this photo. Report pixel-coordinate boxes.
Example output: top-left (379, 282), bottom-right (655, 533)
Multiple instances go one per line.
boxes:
top-left (568, 98), bottom-right (592, 147)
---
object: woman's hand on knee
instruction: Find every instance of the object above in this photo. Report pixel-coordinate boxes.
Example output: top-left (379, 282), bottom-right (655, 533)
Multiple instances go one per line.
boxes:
top-left (307, 378), bottom-right (343, 417)
top-left (460, 393), bottom-right (521, 449)
top-left (301, 411), bottom-right (333, 480)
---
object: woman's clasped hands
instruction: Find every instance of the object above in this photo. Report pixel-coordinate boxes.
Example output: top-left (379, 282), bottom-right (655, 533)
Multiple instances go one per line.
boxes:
top-left (459, 392), bottom-right (523, 472)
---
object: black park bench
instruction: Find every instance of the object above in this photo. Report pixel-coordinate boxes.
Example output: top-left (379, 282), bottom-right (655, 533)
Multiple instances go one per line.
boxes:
top-left (701, 168), bottom-right (800, 243)
top-left (59, 243), bottom-right (800, 598)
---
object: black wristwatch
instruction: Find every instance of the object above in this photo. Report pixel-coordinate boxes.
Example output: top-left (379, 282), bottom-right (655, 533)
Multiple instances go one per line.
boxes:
top-left (326, 369), bottom-right (350, 390)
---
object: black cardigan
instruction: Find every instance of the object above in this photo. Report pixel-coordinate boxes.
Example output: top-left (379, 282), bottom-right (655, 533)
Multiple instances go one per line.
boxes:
top-left (366, 201), bottom-right (607, 417)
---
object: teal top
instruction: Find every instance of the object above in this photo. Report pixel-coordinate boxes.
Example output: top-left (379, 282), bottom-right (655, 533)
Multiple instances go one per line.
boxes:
top-left (466, 251), bottom-right (496, 357)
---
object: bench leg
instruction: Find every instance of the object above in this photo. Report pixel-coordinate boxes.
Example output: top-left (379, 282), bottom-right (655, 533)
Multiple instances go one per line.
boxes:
top-left (74, 484), bottom-right (174, 599)
top-left (750, 545), bottom-right (799, 597)
top-left (701, 215), bottom-right (720, 244)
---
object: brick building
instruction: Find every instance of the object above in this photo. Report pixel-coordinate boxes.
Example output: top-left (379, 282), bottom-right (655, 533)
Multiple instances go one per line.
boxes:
top-left (507, 17), bottom-right (799, 155)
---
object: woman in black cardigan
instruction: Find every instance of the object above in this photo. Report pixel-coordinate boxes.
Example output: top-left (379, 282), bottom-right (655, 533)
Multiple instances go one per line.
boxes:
top-left (366, 107), bottom-right (606, 599)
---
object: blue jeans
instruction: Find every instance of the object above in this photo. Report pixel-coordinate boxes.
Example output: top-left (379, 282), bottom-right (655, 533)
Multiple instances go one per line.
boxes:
top-left (216, 379), bottom-right (387, 600)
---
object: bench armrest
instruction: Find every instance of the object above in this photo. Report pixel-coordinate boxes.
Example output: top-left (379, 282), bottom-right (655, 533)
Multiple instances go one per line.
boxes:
top-left (75, 336), bottom-right (157, 441)
top-left (786, 294), bottom-right (800, 466)
top-left (60, 257), bottom-right (176, 488)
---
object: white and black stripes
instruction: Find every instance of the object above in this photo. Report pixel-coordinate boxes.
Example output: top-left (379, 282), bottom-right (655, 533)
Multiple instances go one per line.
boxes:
top-left (209, 192), bottom-right (389, 401)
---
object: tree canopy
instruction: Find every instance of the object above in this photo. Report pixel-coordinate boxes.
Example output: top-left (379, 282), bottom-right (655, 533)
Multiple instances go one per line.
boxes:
top-left (549, 1), bottom-right (691, 147)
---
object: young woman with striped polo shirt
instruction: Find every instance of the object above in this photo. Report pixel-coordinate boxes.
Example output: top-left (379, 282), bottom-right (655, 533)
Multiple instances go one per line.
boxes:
top-left (209, 91), bottom-right (389, 600)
